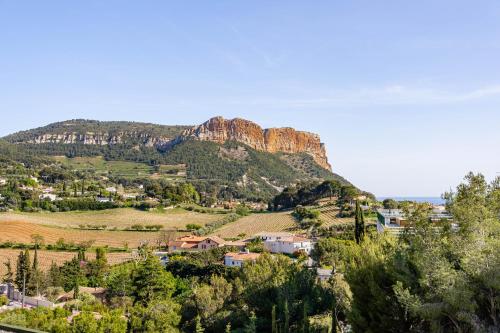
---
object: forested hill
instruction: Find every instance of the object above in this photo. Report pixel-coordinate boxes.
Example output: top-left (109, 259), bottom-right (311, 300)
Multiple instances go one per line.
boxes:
top-left (3, 119), bottom-right (191, 146)
top-left (1, 118), bottom-right (355, 200)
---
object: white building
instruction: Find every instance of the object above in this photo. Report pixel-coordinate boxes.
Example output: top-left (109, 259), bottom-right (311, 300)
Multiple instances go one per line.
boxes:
top-left (224, 250), bottom-right (260, 268)
top-left (254, 232), bottom-right (294, 242)
top-left (105, 187), bottom-right (117, 193)
top-left (263, 235), bottom-right (313, 255)
top-left (39, 193), bottom-right (58, 201)
top-left (316, 268), bottom-right (333, 282)
top-left (377, 208), bottom-right (453, 234)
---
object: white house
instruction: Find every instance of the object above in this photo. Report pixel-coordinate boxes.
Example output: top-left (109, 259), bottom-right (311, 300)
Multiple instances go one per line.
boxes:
top-left (106, 186), bottom-right (117, 193)
top-left (377, 208), bottom-right (453, 234)
top-left (39, 193), bottom-right (58, 201)
top-left (316, 268), bottom-right (333, 282)
top-left (254, 232), bottom-right (294, 242)
top-left (224, 250), bottom-right (260, 268)
top-left (263, 235), bottom-right (313, 255)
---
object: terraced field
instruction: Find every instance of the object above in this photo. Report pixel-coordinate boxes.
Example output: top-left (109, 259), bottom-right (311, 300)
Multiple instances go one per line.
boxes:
top-left (316, 204), bottom-right (355, 227)
top-left (0, 221), bottom-right (162, 248)
top-left (0, 249), bottom-right (132, 276)
top-left (211, 211), bottom-right (298, 238)
top-left (0, 208), bottom-right (220, 230)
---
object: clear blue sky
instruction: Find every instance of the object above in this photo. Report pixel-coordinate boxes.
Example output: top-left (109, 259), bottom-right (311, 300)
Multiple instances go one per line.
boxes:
top-left (1, 1), bottom-right (499, 196)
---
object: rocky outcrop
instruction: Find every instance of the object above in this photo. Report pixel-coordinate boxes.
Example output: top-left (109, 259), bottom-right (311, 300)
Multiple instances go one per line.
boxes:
top-left (179, 117), bottom-right (331, 170)
top-left (27, 132), bottom-right (173, 148)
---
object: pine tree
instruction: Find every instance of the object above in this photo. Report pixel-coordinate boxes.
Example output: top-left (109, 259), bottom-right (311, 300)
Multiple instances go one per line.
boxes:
top-left (354, 200), bottom-right (365, 244)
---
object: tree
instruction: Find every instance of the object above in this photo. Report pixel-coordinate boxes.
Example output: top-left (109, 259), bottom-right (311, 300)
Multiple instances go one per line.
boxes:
top-left (382, 198), bottom-right (398, 210)
top-left (283, 300), bottom-right (289, 333)
top-left (191, 275), bottom-right (233, 327)
top-left (243, 311), bottom-right (257, 333)
top-left (3, 259), bottom-right (14, 284)
top-left (71, 311), bottom-right (98, 333)
top-left (106, 264), bottom-right (134, 299)
top-left (86, 247), bottom-right (108, 287)
top-left (271, 305), bottom-right (277, 333)
top-left (15, 249), bottom-right (31, 292)
top-left (354, 201), bottom-right (365, 244)
top-left (98, 310), bottom-right (127, 333)
top-left (132, 247), bottom-right (176, 304)
top-left (128, 299), bottom-right (181, 333)
top-left (195, 315), bottom-right (205, 333)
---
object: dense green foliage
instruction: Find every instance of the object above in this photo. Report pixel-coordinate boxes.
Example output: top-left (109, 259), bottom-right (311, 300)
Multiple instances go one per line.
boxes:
top-left (1, 172), bottom-right (497, 333)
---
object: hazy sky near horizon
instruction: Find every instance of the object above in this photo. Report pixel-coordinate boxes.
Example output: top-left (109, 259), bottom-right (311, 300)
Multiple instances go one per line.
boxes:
top-left (1, 1), bottom-right (499, 196)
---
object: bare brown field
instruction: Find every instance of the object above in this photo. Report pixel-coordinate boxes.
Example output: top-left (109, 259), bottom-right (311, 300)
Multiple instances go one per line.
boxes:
top-left (211, 211), bottom-right (298, 238)
top-left (0, 249), bottom-right (132, 276)
top-left (0, 221), bottom-right (162, 248)
top-left (0, 208), bottom-right (220, 230)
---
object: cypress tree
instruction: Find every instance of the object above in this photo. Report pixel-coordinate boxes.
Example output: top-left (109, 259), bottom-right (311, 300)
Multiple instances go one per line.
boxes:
top-left (354, 200), bottom-right (365, 244)
top-left (301, 301), bottom-right (310, 333)
top-left (283, 301), bottom-right (289, 333)
top-left (272, 304), bottom-right (277, 333)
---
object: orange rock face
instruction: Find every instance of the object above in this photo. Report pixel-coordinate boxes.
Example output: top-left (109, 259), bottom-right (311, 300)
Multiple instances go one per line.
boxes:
top-left (181, 116), bottom-right (331, 170)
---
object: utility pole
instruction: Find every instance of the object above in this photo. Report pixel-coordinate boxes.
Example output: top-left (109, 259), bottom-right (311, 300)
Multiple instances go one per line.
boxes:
top-left (22, 271), bottom-right (26, 308)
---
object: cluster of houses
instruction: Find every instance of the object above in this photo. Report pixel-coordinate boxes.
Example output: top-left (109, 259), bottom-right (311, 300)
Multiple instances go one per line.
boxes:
top-left (166, 232), bottom-right (314, 268)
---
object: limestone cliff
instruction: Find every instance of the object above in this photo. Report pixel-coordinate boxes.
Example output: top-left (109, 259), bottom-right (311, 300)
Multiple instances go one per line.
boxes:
top-left (178, 117), bottom-right (331, 170)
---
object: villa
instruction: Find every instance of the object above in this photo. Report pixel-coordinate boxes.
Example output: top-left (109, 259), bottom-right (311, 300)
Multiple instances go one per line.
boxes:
top-left (377, 208), bottom-right (453, 234)
top-left (224, 250), bottom-right (260, 267)
top-left (261, 234), bottom-right (313, 255)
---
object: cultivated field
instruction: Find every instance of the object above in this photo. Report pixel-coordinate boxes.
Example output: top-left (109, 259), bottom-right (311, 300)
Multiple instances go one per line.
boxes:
top-left (316, 204), bottom-right (355, 227)
top-left (211, 211), bottom-right (298, 238)
top-left (53, 156), bottom-right (186, 181)
top-left (0, 249), bottom-right (132, 276)
top-left (0, 208), bottom-right (220, 230)
top-left (0, 221), bottom-right (163, 248)
top-left (211, 203), bottom-right (358, 239)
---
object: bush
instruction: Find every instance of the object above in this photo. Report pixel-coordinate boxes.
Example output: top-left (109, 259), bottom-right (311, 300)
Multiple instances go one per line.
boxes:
top-left (186, 223), bottom-right (202, 231)
top-left (0, 295), bottom-right (9, 306)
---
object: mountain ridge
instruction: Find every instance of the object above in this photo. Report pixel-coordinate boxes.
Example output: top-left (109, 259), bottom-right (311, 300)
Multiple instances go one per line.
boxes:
top-left (4, 116), bottom-right (332, 170)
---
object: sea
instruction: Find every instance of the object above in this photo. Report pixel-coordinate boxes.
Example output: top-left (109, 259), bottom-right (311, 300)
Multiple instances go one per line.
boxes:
top-left (377, 197), bottom-right (445, 205)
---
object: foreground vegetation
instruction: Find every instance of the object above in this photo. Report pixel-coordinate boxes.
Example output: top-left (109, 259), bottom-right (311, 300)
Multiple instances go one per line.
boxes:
top-left (0, 172), bottom-right (497, 332)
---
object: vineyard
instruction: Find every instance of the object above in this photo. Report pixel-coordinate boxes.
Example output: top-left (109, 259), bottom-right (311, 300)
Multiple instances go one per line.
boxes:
top-left (0, 221), bottom-right (162, 248)
top-left (0, 208), bottom-right (220, 230)
top-left (0, 249), bottom-right (131, 276)
top-left (211, 211), bottom-right (298, 238)
top-left (316, 204), bottom-right (355, 227)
